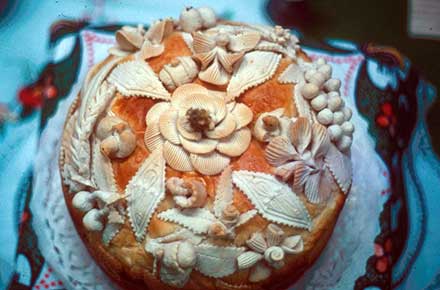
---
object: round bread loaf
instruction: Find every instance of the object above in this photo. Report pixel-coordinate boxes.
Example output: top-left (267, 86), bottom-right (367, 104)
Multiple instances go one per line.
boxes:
top-left (60, 7), bottom-right (354, 290)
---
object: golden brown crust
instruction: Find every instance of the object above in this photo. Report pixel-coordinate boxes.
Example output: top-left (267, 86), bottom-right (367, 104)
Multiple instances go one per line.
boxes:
top-left (61, 31), bottom-right (347, 290)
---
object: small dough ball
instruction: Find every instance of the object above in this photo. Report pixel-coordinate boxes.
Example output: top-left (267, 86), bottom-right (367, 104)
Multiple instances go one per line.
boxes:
top-left (328, 94), bottom-right (343, 112)
top-left (301, 83), bottom-right (320, 99)
top-left (72, 191), bottom-right (94, 212)
top-left (342, 107), bottom-right (353, 121)
top-left (179, 7), bottom-right (203, 32)
top-left (333, 111), bottom-right (345, 125)
top-left (304, 69), bottom-right (317, 82)
top-left (317, 108), bottom-right (334, 125)
top-left (197, 7), bottom-right (216, 28)
top-left (337, 135), bottom-right (352, 152)
top-left (316, 57), bottom-right (326, 66)
top-left (328, 125), bottom-right (342, 141)
top-left (309, 72), bottom-right (327, 88)
top-left (318, 64), bottom-right (332, 80)
top-left (324, 78), bottom-right (341, 92)
top-left (341, 121), bottom-right (355, 135)
top-left (311, 94), bottom-right (328, 111)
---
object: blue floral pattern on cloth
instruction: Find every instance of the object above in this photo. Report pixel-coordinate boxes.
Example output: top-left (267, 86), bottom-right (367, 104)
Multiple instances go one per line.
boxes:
top-left (2, 20), bottom-right (438, 290)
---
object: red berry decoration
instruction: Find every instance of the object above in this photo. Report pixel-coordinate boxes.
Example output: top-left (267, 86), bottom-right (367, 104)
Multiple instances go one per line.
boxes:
top-left (376, 256), bottom-right (388, 273)
top-left (45, 85), bottom-right (58, 99)
top-left (381, 102), bottom-right (393, 116)
top-left (18, 86), bottom-right (43, 108)
top-left (376, 115), bottom-right (390, 128)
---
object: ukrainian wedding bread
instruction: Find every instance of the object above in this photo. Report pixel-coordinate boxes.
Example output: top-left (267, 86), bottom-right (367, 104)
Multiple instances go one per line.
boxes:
top-left (60, 6), bottom-right (353, 290)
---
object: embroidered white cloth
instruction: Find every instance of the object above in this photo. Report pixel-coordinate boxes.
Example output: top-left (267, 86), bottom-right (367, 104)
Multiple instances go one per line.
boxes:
top-left (30, 30), bottom-right (388, 290)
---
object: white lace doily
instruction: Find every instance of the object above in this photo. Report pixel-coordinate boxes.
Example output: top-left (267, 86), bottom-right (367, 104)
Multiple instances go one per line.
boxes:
top-left (30, 30), bottom-right (389, 290)
top-left (31, 83), bottom-right (116, 290)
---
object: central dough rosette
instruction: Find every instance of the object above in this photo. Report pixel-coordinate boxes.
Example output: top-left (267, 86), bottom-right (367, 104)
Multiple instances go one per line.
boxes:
top-left (144, 84), bottom-right (253, 175)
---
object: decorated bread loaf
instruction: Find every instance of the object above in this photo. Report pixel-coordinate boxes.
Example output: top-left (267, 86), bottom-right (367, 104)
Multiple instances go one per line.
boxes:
top-left (60, 6), bottom-right (354, 290)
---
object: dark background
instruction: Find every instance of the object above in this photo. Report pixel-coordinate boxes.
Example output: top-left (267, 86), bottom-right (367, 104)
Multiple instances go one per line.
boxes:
top-left (267, 0), bottom-right (440, 155)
